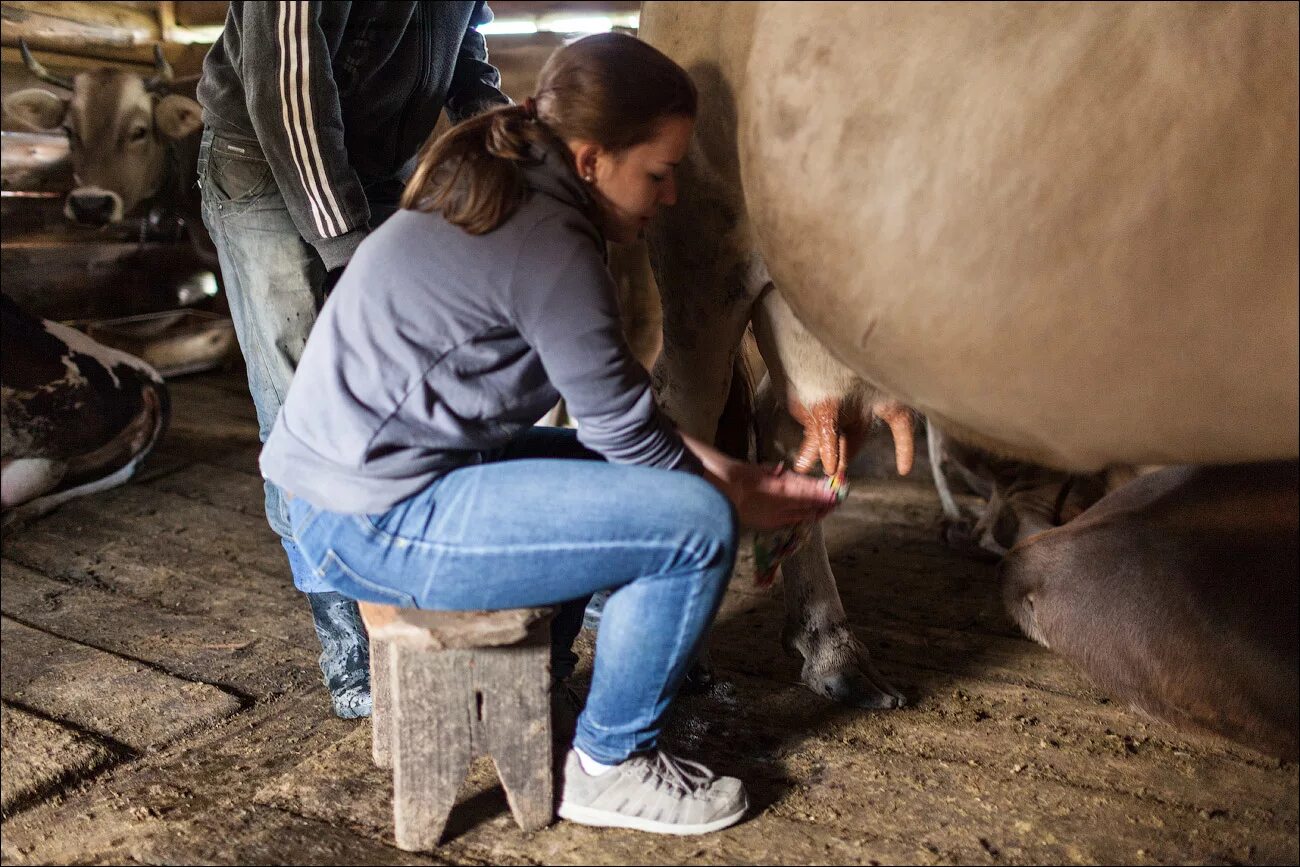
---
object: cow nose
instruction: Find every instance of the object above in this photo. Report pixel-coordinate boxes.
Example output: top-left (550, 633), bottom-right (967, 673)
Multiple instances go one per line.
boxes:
top-left (67, 193), bottom-right (117, 226)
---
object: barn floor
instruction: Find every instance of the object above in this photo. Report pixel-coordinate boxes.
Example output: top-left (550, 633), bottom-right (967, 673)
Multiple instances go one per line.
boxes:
top-left (1, 367), bottom-right (1296, 866)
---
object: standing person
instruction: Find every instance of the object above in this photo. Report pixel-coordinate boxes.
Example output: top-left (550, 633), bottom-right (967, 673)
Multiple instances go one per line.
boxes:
top-left (260, 32), bottom-right (844, 835)
top-left (196, 2), bottom-right (509, 718)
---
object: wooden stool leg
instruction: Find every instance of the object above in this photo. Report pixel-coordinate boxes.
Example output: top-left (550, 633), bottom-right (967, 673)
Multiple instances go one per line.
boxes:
top-left (370, 636), bottom-right (392, 769)
top-left (482, 623), bottom-right (554, 832)
top-left (392, 643), bottom-right (472, 851)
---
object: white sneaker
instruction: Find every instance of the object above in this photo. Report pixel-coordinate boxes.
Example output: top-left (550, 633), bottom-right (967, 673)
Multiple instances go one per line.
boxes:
top-left (557, 748), bottom-right (748, 835)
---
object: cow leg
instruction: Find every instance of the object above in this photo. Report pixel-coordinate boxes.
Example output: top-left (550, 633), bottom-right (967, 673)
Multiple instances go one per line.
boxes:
top-left (1001, 462), bottom-right (1299, 761)
top-left (926, 422), bottom-right (967, 523)
top-left (750, 377), bottom-right (905, 708)
top-left (650, 261), bottom-right (759, 442)
top-left (930, 427), bottom-right (1108, 559)
top-left (928, 422), bottom-right (1000, 559)
top-left (650, 281), bottom-right (753, 690)
top-left (779, 522), bottom-right (906, 708)
top-left (924, 423), bottom-right (1006, 558)
top-left (647, 132), bottom-right (774, 686)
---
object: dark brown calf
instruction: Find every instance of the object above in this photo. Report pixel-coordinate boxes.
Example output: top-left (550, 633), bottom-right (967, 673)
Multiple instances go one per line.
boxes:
top-left (1001, 462), bottom-right (1299, 761)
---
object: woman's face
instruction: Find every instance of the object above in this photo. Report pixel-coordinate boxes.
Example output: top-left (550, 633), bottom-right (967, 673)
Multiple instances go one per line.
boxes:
top-left (571, 115), bottom-right (694, 244)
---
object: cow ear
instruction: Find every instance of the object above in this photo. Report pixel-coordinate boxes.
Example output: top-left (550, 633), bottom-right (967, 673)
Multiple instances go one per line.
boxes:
top-left (3, 89), bottom-right (69, 132)
top-left (154, 94), bottom-right (202, 140)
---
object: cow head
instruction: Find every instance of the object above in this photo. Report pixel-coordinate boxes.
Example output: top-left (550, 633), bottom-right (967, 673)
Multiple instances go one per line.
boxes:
top-left (3, 42), bottom-right (203, 227)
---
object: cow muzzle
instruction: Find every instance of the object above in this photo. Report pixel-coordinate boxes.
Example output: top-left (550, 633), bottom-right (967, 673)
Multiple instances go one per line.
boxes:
top-left (65, 188), bottom-right (124, 226)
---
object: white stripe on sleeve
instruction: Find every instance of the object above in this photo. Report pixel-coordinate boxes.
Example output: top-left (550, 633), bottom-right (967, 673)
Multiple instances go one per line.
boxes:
top-left (295, 1), bottom-right (349, 234)
top-left (277, 1), bottom-right (334, 237)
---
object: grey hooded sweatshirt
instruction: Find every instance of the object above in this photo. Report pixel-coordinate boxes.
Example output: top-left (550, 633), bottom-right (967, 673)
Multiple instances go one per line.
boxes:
top-left (259, 141), bottom-right (698, 513)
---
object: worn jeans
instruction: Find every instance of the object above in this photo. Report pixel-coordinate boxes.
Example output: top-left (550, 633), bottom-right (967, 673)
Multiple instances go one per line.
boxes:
top-left (286, 427), bottom-right (739, 763)
top-left (197, 128), bottom-right (396, 591)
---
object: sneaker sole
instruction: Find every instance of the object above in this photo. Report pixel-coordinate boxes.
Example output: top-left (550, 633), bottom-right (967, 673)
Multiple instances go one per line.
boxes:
top-left (557, 799), bottom-right (748, 835)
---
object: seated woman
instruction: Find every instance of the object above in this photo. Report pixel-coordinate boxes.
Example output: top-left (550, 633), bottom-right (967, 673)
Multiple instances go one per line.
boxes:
top-left (260, 32), bottom-right (841, 836)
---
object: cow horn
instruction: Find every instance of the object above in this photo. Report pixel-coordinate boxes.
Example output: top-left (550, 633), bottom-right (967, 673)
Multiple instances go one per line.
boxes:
top-left (19, 40), bottom-right (74, 91)
top-left (144, 44), bottom-right (174, 93)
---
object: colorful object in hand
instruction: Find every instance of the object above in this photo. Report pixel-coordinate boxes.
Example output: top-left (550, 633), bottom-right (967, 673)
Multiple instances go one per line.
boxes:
top-left (753, 470), bottom-right (849, 588)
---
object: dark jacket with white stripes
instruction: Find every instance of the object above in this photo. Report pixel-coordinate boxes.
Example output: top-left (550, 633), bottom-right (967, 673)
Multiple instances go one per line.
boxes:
top-left (197, 1), bottom-right (508, 270)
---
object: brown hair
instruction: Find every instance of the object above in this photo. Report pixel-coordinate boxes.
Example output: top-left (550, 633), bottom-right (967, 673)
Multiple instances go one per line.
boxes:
top-left (400, 32), bottom-right (697, 234)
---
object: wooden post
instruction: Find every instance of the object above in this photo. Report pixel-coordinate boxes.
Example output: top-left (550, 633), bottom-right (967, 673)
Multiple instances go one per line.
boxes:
top-left (156, 1), bottom-right (177, 44)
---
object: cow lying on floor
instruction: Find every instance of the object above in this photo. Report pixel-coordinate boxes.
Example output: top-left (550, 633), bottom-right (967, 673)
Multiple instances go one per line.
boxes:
top-left (1, 294), bottom-right (169, 524)
top-left (1002, 462), bottom-right (1299, 761)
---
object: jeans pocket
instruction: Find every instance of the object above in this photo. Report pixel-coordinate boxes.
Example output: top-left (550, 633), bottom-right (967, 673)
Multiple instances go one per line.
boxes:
top-left (206, 151), bottom-right (273, 207)
top-left (318, 549), bottom-right (418, 608)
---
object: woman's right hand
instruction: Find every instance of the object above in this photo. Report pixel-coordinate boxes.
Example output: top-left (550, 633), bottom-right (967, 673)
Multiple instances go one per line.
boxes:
top-left (724, 459), bottom-right (843, 531)
top-left (680, 433), bottom-right (843, 531)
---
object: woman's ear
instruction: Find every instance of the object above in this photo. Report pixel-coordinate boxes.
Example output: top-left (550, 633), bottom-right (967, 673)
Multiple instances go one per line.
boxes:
top-left (568, 139), bottom-right (600, 182)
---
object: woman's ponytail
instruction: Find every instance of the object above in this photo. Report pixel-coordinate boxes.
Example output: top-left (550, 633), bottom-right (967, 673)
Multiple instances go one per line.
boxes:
top-left (400, 103), bottom-right (554, 235)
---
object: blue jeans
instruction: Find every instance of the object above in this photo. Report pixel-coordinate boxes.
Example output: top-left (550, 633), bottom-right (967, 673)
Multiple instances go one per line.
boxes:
top-left (197, 128), bottom-right (396, 591)
top-left (286, 428), bottom-right (739, 763)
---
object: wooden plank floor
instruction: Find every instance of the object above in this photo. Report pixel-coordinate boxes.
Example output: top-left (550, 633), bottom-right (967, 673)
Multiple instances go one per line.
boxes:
top-left (2, 368), bottom-right (1297, 865)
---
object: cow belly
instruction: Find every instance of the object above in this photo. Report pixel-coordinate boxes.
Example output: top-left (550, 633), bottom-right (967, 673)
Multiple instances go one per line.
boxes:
top-left (739, 2), bottom-right (1298, 470)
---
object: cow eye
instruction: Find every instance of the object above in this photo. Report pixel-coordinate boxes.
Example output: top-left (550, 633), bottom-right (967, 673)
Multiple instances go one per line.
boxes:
top-left (129, 126), bottom-right (149, 143)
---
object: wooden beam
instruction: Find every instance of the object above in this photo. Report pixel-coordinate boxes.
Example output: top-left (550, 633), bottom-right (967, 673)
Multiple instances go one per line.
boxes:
top-left (488, 1), bottom-right (640, 19)
top-left (0, 43), bottom-right (209, 89)
top-left (157, 1), bottom-right (226, 46)
top-left (0, 130), bottom-right (71, 192)
top-left (0, 2), bottom-right (161, 51)
top-left (488, 32), bottom-right (566, 99)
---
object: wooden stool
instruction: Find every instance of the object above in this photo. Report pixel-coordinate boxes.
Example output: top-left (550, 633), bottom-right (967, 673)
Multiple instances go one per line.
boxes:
top-left (357, 602), bottom-right (557, 851)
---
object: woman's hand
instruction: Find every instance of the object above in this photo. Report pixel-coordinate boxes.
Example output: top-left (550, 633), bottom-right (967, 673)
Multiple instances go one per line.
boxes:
top-left (681, 433), bottom-right (843, 531)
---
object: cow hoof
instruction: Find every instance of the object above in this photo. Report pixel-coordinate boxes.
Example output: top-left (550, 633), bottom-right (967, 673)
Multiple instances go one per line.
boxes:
top-left (798, 639), bottom-right (908, 709)
top-left (812, 669), bottom-right (907, 709)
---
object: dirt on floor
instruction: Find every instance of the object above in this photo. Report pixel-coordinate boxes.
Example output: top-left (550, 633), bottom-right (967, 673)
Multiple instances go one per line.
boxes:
top-left (1, 368), bottom-right (1297, 865)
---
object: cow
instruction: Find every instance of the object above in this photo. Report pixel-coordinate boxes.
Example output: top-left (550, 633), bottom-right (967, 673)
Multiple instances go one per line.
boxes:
top-left (639, 0), bottom-right (1298, 729)
top-left (1, 293), bottom-right (170, 526)
top-left (3, 42), bottom-right (210, 258)
top-left (1001, 462), bottom-right (1299, 761)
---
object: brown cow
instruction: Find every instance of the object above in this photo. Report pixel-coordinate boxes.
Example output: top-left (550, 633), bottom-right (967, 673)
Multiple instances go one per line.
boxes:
top-left (640, 1), bottom-right (1297, 714)
top-left (1001, 462), bottom-right (1299, 761)
top-left (3, 42), bottom-right (208, 255)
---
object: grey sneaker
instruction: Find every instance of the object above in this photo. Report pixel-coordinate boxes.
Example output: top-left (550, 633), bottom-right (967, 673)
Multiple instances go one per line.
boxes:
top-left (557, 748), bottom-right (748, 835)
